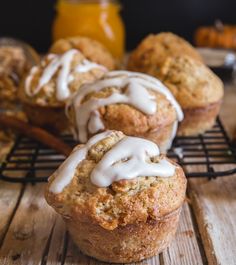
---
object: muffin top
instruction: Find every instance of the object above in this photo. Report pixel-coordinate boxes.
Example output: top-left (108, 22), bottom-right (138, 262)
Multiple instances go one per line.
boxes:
top-left (50, 36), bottom-right (116, 70)
top-left (159, 55), bottom-right (224, 108)
top-left (127, 32), bottom-right (202, 77)
top-left (45, 131), bottom-right (187, 230)
top-left (19, 49), bottom-right (107, 107)
top-left (67, 70), bottom-right (183, 143)
top-left (0, 46), bottom-right (31, 104)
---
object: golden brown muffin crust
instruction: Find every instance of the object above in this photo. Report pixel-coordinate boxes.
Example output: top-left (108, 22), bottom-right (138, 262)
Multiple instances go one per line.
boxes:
top-left (177, 101), bottom-right (222, 136)
top-left (50, 36), bottom-right (116, 70)
top-left (65, 209), bottom-right (180, 263)
top-left (0, 46), bottom-right (29, 106)
top-left (0, 46), bottom-right (27, 78)
top-left (127, 32), bottom-right (202, 76)
top-left (0, 74), bottom-right (17, 106)
top-left (45, 131), bottom-right (186, 231)
top-left (68, 84), bottom-right (177, 140)
top-left (159, 55), bottom-right (224, 108)
top-left (100, 93), bottom-right (176, 136)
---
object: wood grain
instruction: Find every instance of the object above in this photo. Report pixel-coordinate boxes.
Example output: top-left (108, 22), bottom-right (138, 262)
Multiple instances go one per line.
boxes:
top-left (0, 183), bottom-right (56, 265)
top-left (189, 164), bottom-right (236, 265)
top-left (46, 217), bottom-right (67, 265)
top-left (0, 181), bottom-right (23, 246)
top-left (1, 82), bottom-right (236, 264)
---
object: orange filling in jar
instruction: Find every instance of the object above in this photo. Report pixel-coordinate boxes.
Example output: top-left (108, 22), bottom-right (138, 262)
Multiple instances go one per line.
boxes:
top-left (53, 0), bottom-right (125, 60)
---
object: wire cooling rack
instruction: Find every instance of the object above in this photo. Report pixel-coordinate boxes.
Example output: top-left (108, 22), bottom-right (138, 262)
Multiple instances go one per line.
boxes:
top-left (0, 118), bottom-right (236, 183)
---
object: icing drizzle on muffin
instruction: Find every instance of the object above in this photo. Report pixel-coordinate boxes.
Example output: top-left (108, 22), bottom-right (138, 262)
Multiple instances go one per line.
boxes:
top-left (25, 49), bottom-right (107, 101)
top-left (49, 131), bottom-right (175, 193)
top-left (68, 70), bottom-right (183, 143)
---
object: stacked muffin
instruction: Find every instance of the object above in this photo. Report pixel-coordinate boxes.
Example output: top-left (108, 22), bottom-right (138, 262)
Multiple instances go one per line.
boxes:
top-left (32, 33), bottom-right (223, 262)
top-left (40, 36), bottom-right (189, 263)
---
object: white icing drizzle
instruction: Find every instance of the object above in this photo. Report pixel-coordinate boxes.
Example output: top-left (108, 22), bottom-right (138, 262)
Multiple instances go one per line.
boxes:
top-left (70, 70), bottom-right (183, 143)
top-left (76, 59), bottom-right (106, 73)
top-left (91, 136), bottom-right (175, 187)
top-left (49, 131), bottom-right (176, 193)
top-left (88, 110), bottom-right (105, 134)
top-left (173, 147), bottom-right (184, 159)
top-left (25, 66), bottom-right (38, 92)
top-left (49, 131), bottom-right (113, 194)
top-left (25, 49), bottom-right (107, 101)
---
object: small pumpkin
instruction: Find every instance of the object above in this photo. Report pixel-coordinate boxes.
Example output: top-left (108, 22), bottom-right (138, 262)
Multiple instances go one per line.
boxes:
top-left (194, 20), bottom-right (236, 49)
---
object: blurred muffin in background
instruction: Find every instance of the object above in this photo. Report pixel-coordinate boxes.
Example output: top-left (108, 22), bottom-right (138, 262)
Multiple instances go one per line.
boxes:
top-left (50, 36), bottom-right (116, 70)
top-left (0, 45), bottom-right (37, 109)
top-left (127, 32), bottom-right (224, 135)
top-left (127, 32), bottom-right (202, 77)
top-left (159, 55), bottom-right (224, 135)
top-left (19, 49), bottom-right (107, 132)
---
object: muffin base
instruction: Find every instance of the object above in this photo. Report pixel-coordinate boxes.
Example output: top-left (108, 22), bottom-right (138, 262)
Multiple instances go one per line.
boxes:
top-left (23, 102), bottom-right (69, 133)
top-left (178, 101), bottom-right (221, 136)
top-left (65, 208), bottom-right (181, 263)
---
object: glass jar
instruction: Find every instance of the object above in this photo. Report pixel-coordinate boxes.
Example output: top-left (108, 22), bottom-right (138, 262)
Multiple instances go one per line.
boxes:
top-left (52, 0), bottom-right (125, 60)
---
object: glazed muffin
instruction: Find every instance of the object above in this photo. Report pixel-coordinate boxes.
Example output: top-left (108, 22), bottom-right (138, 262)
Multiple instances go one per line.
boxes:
top-left (45, 130), bottom-right (187, 263)
top-left (127, 32), bottom-right (202, 77)
top-left (50, 36), bottom-right (116, 70)
top-left (158, 55), bottom-right (224, 135)
top-left (19, 49), bottom-right (107, 132)
top-left (67, 70), bottom-right (183, 152)
top-left (0, 46), bottom-right (35, 108)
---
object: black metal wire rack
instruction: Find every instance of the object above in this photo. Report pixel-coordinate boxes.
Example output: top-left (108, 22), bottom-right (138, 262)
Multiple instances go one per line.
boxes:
top-left (0, 117), bottom-right (236, 184)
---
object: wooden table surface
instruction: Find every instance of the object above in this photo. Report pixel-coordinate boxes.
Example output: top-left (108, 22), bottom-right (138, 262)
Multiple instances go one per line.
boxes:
top-left (0, 83), bottom-right (236, 265)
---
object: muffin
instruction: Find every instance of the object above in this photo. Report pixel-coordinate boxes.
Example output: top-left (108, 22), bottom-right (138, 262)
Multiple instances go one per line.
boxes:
top-left (45, 130), bottom-right (187, 263)
top-left (67, 70), bottom-right (183, 152)
top-left (50, 36), bottom-right (116, 70)
top-left (127, 32), bottom-right (202, 77)
top-left (19, 49), bottom-right (107, 132)
top-left (158, 55), bottom-right (224, 135)
top-left (0, 45), bottom-right (37, 109)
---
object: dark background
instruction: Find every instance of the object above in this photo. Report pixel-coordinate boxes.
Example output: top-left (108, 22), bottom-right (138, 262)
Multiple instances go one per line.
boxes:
top-left (0, 0), bottom-right (236, 52)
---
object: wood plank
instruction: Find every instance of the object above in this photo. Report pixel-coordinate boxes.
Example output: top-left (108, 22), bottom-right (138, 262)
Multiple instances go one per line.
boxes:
top-left (46, 216), bottom-right (67, 265)
top-left (0, 181), bottom-right (23, 245)
top-left (160, 202), bottom-right (204, 265)
top-left (0, 183), bottom-right (56, 265)
top-left (188, 164), bottom-right (236, 265)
